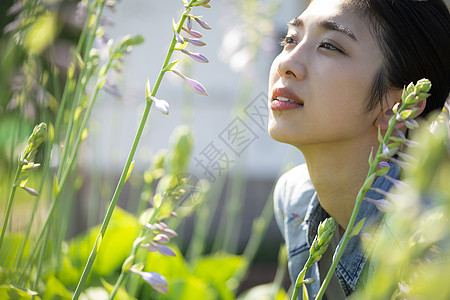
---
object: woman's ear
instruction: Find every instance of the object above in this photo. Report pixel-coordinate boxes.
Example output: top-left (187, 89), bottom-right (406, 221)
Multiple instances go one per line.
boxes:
top-left (374, 89), bottom-right (402, 130)
top-left (374, 89), bottom-right (427, 130)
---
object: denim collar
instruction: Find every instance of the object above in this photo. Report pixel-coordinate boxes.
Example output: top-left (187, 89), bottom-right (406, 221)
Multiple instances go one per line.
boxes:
top-left (302, 160), bottom-right (401, 295)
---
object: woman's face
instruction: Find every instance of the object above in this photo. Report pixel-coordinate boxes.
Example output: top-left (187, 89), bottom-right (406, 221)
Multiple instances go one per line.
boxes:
top-left (268, 0), bottom-right (384, 149)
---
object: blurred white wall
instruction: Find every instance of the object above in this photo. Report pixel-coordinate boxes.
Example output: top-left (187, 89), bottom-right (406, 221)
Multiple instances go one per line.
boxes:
top-left (84, 0), bottom-right (308, 181)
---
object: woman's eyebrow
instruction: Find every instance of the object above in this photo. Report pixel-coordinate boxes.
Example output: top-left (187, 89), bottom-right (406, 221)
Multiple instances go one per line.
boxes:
top-left (287, 17), bottom-right (357, 41)
top-left (319, 20), bottom-right (357, 41)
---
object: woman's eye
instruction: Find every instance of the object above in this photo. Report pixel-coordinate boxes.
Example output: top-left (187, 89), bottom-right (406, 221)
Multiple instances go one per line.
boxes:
top-left (280, 36), bottom-right (296, 47)
top-left (319, 42), bottom-right (343, 53)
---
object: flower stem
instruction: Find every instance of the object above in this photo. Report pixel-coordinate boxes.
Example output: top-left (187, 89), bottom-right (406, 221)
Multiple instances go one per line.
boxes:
top-left (291, 264), bottom-right (309, 300)
top-left (314, 103), bottom-right (406, 300)
top-left (0, 162), bottom-right (23, 251)
top-left (74, 1), bottom-right (198, 297)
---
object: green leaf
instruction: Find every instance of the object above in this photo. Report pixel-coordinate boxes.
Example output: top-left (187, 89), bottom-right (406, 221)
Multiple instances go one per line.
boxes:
top-left (144, 246), bottom-right (189, 278)
top-left (350, 218), bottom-right (366, 237)
top-left (157, 276), bottom-right (216, 300)
top-left (0, 234), bottom-right (28, 269)
top-left (66, 207), bottom-right (140, 278)
top-left (162, 60), bottom-right (181, 73)
top-left (101, 278), bottom-right (136, 300)
top-left (43, 275), bottom-right (72, 300)
top-left (303, 284), bottom-right (309, 300)
top-left (0, 285), bottom-right (37, 299)
top-left (236, 283), bottom-right (288, 300)
top-left (125, 161), bottom-right (135, 183)
top-left (368, 148), bottom-right (374, 166)
top-left (375, 166), bottom-right (390, 176)
top-left (193, 253), bottom-right (246, 300)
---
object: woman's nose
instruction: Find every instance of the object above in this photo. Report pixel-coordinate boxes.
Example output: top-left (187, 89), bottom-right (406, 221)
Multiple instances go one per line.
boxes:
top-left (276, 48), bottom-right (306, 81)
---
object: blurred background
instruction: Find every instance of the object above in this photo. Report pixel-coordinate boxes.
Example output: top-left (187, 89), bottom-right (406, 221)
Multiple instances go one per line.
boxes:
top-left (0, 0), bottom-right (310, 293)
top-left (2, 0), bottom-right (448, 296)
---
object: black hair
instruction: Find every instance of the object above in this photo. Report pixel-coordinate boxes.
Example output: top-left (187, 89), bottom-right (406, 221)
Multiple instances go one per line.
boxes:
top-left (346, 0), bottom-right (450, 117)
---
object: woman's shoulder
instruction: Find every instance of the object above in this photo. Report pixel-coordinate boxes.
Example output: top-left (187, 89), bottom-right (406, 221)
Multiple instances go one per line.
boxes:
top-left (274, 164), bottom-right (315, 211)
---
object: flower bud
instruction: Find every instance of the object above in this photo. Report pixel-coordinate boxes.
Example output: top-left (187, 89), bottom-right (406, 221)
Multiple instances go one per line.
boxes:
top-left (309, 218), bottom-right (335, 265)
top-left (180, 49), bottom-right (209, 63)
top-left (186, 16), bottom-right (193, 30)
top-left (184, 37), bottom-right (206, 47)
top-left (21, 122), bottom-right (47, 161)
top-left (130, 269), bottom-right (168, 294)
top-left (174, 30), bottom-right (184, 44)
top-left (150, 96), bottom-right (170, 115)
top-left (364, 197), bottom-right (393, 212)
top-left (182, 27), bottom-right (203, 38)
top-left (171, 70), bottom-right (208, 96)
top-left (414, 78), bottom-right (431, 93)
top-left (193, 16), bottom-right (212, 30)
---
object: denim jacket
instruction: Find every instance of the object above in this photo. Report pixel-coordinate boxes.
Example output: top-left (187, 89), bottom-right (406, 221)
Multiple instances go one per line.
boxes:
top-left (274, 161), bottom-right (400, 299)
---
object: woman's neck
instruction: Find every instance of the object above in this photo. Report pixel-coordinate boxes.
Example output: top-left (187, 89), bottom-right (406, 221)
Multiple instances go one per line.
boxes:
top-left (300, 136), bottom-right (379, 229)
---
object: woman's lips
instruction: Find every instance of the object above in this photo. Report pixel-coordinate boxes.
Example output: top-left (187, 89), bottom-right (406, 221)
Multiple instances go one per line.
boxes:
top-left (270, 98), bottom-right (303, 110)
top-left (271, 87), bottom-right (304, 111)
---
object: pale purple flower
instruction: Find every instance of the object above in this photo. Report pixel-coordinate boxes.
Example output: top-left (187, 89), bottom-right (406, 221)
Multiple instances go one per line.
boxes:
top-left (130, 269), bottom-right (168, 294)
top-left (21, 186), bottom-right (39, 197)
top-left (193, 17), bottom-right (212, 30)
top-left (390, 157), bottom-right (412, 170)
top-left (180, 49), bottom-right (209, 63)
top-left (184, 37), bottom-right (206, 47)
top-left (359, 232), bottom-right (372, 242)
top-left (396, 151), bottom-right (414, 162)
top-left (162, 228), bottom-right (178, 238)
top-left (143, 242), bottom-right (176, 257)
top-left (382, 142), bottom-right (390, 157)
top-left (174, 30), bottom-right (184, 44)
top-left (372, 187), bottom-right (393, 198)
top-left (182, 27), bottom-right (203, 38)
top-left (364, 197), bottom-right (393, 212)
top-left (145, 223), bottom-right (164, 231)
top-left (171, 70), bottom-right (208, 96)
top-left (394, 127), bottom-right (407, 140)
top-left (154, 234), bottom-right (169, 243)
top-left (187, 16), bottom-right (193, 30)
top-left (149, 96), bottom-right (169, 115)
top-left (383, 175), bottom-right (408, 189)
top-left (377, 161), bottom-right (390, 169)
top-left (404, 118), bottom-right (419, 130)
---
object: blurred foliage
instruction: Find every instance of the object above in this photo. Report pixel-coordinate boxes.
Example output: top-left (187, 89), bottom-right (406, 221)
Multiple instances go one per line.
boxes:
top-left (352, 105), bottom-right (450, 299)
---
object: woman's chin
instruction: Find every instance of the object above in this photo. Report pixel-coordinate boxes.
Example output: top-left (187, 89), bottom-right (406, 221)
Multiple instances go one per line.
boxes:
top-left (268, 123), bottom-right (297, 145)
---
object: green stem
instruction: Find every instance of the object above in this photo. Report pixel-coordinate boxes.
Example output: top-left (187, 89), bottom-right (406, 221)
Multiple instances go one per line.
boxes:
top-left (31, 226), bottom-right (49, 300)
top-left (314, 104), bottom-right (406, 300)
top-left (14, 122), bottom-right (52, 269)
top-left (109, 198), bottom-right (164, 299)
top-left (0, 162), bottom-right (23, 251)
top-left (291, 264), bottom-right (309, 300)
top-left (72, 98), bottom-right (152, 299)
top-left (107, 4), bottom-right (198, 298)
top-left (58, 1), bottom-right (105, 180)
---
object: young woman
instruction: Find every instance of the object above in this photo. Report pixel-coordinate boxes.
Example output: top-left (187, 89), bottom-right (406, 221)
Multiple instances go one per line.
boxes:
top-left (270, 0), bottom-right (450, 298)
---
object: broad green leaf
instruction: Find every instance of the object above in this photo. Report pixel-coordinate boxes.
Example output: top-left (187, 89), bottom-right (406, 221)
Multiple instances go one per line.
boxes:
top-left (43, 275), bottom-right (71, 300)
top-left (0, 234), bottom-right (28, 268)
top-left (67, 207), bottom-right (140, 278)
top-left (101, 278), bottom-right (136, 300)
top-left (157, 276), bottom-right (216, 300)
top-left (0, 285), bottom-right (38, 299)
top-left (193, 253), bottom-right (246, 300)
top-left (236, 283), bottom-right (288, 300)
top-left (144, 246), bottom-right (190, 279)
